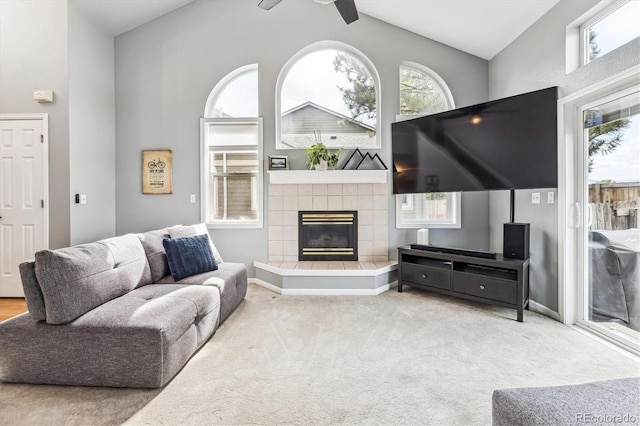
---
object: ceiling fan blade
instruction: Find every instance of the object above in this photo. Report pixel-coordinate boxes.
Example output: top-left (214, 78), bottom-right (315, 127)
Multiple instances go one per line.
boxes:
top-left (258, 0), bottom-right (283, 11)
top-left (334, 0), bottom-right (358, 24)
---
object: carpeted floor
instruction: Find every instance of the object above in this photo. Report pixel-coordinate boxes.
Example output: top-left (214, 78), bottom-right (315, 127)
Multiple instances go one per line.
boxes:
top-left (1, 283), bottom-right (638, 425)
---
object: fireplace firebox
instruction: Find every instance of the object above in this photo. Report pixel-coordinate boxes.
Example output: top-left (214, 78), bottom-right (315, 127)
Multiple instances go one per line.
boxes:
top-left (298, 211), bottom-right (358, 261)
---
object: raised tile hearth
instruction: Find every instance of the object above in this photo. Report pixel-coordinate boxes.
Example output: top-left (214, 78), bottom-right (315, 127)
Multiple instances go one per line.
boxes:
top-left (254, 260), bottom-right (398, 295)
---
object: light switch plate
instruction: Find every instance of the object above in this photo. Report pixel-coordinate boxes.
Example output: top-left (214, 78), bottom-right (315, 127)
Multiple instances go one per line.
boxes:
top-left (547, 191), bottom-right (555, 204)
top-left (531, 192), bottom-right (540, 204)
top-left (189, 194), bottom-right (196, 203)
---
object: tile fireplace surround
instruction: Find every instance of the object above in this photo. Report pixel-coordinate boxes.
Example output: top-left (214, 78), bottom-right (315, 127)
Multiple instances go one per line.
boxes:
top-left (267, 170), bottom-right (389, 263)
top-left (257, 170), bottom-right (397, 295)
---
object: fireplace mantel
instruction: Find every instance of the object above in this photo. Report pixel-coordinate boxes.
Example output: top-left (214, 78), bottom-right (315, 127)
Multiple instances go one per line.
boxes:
top-left (268, 170), bottom-right (387, 185)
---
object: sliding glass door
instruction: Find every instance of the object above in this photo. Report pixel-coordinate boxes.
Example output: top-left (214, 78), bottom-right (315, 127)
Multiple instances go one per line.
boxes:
top-left (576, 87), bottom-right (640, 353)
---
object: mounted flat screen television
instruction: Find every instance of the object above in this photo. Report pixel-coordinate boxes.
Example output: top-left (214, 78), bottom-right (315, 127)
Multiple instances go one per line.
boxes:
top-left (392, 87), bottom-right (558, 194)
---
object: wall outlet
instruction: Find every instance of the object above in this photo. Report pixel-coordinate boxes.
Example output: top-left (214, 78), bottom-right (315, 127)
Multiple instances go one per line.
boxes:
top-left (189, 194), bottom-right (196, 204)
top-left (547, 191), bottom-right (555, 204)
top-left (531, 192), bottom-right (540, 204)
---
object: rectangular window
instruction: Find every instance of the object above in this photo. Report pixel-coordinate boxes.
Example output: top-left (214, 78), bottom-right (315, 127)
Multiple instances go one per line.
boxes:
top-left (395, 192), bottom-right (461, 229)
top-left (201, 118), bottom-right (263, 228)
top-left (580, 0), bottom-right (640, 66)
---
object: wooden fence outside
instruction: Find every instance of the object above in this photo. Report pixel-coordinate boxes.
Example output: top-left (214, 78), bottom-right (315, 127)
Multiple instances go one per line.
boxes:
top-left (588, 183), bottom-right (639, 230)
top-left (589, 201), bottom-right (638, 230)
top-left (589, 182), bottom-right (640, 203)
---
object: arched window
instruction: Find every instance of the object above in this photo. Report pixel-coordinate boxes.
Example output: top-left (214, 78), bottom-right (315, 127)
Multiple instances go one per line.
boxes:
top-left (396, 63), bottom-right (460, 229)
top-left (201, 65), bottom-right (262, 228)
top-left (204, 64), bottom-right (258, 118)
top-left (276, 41), bottom-right (380, 150)
top-left (399, 62), bottom-right (454, 115)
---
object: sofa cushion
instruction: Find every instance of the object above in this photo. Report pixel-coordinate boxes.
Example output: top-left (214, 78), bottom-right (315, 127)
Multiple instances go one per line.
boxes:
top-left (102, 234), bottom-right (152, 287)
top-left (137, 228), bottom-right (171, 282)
top-left (163, 234), bottom-right (218, 281)
top-left (0, 284), bottom-right (220, 388)
top-left (19, 261), bottom-right (46, 321)
top-left (34, 234), bottom-right (151, 325)
top-left (156, 262), bottom-right (247, 324)
top-left (168, 223), bottom-right (223, 265)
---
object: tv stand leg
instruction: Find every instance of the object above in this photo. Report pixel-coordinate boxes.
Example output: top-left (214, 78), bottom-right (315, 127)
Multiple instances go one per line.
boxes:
top-left (517, 308), bottom-right (523, 322)
top-left (398, 281), bottom-right (403, 292)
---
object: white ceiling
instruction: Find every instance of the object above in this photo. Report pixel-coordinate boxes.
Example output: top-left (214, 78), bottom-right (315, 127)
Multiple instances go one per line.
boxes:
top-left (71, 0), bottom-right (560, 60)
top-left (356, 0), bottom-right (560, 60)
top-left (70, 0), bottom-right (194, 37)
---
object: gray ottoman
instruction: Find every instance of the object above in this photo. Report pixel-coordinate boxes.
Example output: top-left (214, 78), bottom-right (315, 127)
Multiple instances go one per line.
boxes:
top-left (492, 377), bottom-right (640, 425)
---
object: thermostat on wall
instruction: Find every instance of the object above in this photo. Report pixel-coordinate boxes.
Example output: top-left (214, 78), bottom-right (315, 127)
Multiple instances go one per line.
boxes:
top-left (33, 90), bottom-right (54, 103)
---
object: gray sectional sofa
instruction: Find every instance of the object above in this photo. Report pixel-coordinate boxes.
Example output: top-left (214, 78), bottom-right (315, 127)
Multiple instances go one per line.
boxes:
top-left (0, 227), bottom-right (247, 388)
top-left (492, 377), bottom-right (640, 425)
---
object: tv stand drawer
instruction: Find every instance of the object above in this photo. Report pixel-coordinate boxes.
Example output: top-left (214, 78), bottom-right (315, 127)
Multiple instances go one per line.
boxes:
top-left (452, 271), bottom-right (517, 305)
top-left (401, 262), bottom-right (451, 290)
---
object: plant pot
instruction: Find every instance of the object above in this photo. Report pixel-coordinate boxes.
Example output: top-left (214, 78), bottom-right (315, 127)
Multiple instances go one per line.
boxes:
top-left (314, 159), bottom-right (328, 171)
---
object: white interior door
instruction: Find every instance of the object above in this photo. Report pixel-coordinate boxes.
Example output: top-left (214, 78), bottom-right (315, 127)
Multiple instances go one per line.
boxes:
top-left (0, 117), bottom-right (48, 297)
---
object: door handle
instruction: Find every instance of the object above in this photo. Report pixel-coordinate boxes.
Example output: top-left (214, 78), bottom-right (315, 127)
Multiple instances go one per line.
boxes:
top-left (573, 202), bottom-right (582, 228)
top-left (586, 203), bottom-right (593, 228)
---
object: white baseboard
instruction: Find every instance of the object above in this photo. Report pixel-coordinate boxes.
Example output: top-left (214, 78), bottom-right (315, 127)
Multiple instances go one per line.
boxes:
top-left (251, 278), bottom-right (283, 294)
top-left (251, 278), bottom-right (392, 296)
top-left (283, 284), bottom-right (390, 296)
top-left (529, 300), bottom-right (560, 321)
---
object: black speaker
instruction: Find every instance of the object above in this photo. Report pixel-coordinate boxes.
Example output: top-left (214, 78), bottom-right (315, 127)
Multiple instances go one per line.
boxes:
top-left (503, 223), bottom-right (530, 259)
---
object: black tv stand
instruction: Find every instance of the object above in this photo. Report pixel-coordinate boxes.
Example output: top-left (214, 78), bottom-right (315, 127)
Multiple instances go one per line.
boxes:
top-left (399, 246), bottom-right (530, 322)
top-left (410, 244), bottom-right (497, 260)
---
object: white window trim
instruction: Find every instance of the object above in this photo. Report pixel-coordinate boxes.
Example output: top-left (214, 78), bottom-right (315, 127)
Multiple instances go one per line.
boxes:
top-left (275, 40), bottom-right (382, 150)
top-left (200, 117), bottom-right (264, 229)
top-left (566, 0), bottom-right (633, 73)
top-left (400, 194), bottom-right (413, 211)
top-left (395, 192), bottom-right (462, 229)
top-left (203, 64), bottom-right (258, 118)
top-left (580, 0), bottom-right (631, 66)
top-left (394, 63), bottom-right (460, 229)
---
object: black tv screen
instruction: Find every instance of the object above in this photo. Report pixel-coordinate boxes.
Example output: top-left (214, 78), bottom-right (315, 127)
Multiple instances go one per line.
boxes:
top-left (392, 87), bottom-right (558, 194)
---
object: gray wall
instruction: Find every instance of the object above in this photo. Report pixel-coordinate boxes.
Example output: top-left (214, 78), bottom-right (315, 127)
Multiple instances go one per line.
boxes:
top-left (0, 0), bottom-right (71, 249)
top-left (488, 0), bottom-right (640, 311)
top-left (69, 3), bottom-right (117, 245)
top-left (114, 0), bottom-right (489, 275)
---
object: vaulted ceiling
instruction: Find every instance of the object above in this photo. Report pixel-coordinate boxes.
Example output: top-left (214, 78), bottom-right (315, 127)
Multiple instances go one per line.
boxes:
top-left (70, 0), bottom-right (560, 60)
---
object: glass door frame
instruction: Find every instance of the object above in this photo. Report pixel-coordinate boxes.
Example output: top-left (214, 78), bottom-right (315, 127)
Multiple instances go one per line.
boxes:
top-left (558, 65), bottom-right (640, 355)
top-left (576, 86), bottom-right (639, 354)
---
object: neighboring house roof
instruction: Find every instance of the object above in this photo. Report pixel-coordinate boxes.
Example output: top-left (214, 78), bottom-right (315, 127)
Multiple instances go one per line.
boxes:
top-left (282, 101), bottom-right (375, 132)
top-left (281, 101), bottom-right (376, 148)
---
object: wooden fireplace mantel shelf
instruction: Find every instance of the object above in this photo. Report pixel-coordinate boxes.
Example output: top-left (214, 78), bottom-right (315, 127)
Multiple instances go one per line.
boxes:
top-left (267, 170), bottom-right (388, 185)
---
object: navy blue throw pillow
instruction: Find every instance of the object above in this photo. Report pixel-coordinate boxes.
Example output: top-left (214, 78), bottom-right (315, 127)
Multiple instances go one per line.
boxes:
top-left (162, 234), bottom-right (218, 281)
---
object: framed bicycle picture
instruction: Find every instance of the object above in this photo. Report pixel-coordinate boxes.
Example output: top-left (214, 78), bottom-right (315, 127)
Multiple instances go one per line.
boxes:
top-left (142, 150), bottom-right (173, 194)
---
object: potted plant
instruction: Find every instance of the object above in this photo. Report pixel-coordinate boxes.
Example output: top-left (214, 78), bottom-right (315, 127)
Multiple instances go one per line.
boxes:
top-left (305, 142), bottom-right (344, 170)
top-left (305, 142), bottom-right (330, 170)
top-left (305, 131), bottom-right (343, 170)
